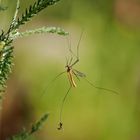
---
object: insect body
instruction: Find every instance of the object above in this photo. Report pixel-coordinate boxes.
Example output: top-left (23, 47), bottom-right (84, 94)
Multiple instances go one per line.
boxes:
top-left (66, 65), bottom-right (77, 87)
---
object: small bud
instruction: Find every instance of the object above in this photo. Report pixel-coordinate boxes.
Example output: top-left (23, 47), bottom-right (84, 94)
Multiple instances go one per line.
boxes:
top-left (0, 41), bottom-right (5, 51)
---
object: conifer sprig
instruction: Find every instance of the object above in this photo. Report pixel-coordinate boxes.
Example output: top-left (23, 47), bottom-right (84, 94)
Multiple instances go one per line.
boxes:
top-left (0, 47), bottom-right (14, 90)
top-left (14, 0), bottom-right (60, 30)
top-left (11, 26), bottom-right (68, 39)
top-left (9, 113), bottom-right (49, 140)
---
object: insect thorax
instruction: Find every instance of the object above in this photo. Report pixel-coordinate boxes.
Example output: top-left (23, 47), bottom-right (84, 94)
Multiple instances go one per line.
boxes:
top-left (66, 65), bottom-right (72, 72)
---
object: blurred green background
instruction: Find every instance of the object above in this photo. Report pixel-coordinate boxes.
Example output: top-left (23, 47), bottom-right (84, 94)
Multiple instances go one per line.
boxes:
top-left (1, 0), bottom-right (140, 140)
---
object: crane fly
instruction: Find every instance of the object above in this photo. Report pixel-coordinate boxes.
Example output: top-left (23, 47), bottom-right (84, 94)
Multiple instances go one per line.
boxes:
top-left (56, 32), bottom-right (119, 130)
top-left (40, 32), bottom-right (118, 130)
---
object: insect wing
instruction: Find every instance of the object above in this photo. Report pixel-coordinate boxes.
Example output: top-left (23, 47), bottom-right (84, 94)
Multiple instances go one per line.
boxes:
top-left (73, 69), bottom-right (86, 78)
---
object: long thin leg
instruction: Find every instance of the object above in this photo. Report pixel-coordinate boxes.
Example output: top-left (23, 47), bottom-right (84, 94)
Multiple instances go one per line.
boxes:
top-left (66, 36), bottom-right (77, 66)
top-left (72, 70), bottom-right (80, 81)
top-left (76, 30), bottom-right (84, 60)
top-left (70, 31), bottom-right (84, 67)
top-left (66, 36), bottom-right (76, 58)
top-left (84, 78), bottom-right (119, 95)
top-left (58, 85), bottom-right (72, 130)
top-left (70, 59), bottom-right (79, 67)
top-left (40, 71), bottom-right (66, 98)
top-left (68, 57), bottom-right (73, 66)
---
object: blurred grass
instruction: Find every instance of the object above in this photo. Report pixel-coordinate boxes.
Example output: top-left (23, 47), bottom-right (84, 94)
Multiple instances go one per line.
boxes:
top-left (1, 0), bottom-right (140, 140)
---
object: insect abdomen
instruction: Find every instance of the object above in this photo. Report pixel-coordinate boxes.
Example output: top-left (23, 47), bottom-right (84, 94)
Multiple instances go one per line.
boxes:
top-left (67, 70), bottom-right (77, 87)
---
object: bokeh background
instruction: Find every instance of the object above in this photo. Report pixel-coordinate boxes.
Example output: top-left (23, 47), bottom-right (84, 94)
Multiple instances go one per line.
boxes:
top-left (1, 0), bottom-right (140, 140)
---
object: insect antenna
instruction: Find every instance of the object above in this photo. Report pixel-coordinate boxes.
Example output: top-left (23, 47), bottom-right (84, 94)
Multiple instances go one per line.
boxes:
top-left (58, 85), bottom-right (72, 130)
top-left (84, 78), bottom-right (119, 95)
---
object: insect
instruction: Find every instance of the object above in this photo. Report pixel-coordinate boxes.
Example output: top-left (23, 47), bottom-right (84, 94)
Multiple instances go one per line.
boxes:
top-left (56, 32), bottom-right (118, 130)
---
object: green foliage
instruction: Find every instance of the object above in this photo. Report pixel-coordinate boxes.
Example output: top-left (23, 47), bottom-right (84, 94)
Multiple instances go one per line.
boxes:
top-left (9, 113), bottom-right (49, 140)
top-left (0, 46), bottom-right (14, 90)
top-left (0, 0), bottom-right (67, 138)
top-left (0, 0), bottom-right (67, 101)
top-left (0, 31), bottom-right (14, 102)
